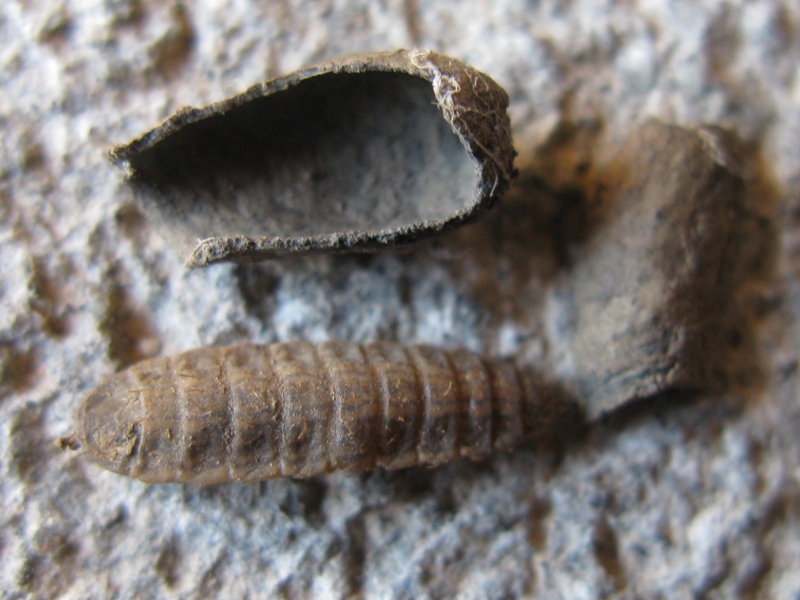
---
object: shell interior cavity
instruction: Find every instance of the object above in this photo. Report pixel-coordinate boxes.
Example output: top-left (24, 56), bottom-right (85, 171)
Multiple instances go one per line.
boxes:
top-left (109, 50), bottom-right (516, 267)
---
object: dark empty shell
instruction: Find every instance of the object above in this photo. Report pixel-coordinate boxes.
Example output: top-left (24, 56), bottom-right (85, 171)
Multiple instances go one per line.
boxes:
top-left (109, 49), bottom-right (516, 267)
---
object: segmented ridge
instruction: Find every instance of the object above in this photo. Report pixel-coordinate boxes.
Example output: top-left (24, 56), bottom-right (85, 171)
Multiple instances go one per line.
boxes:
top-left (442, 349), bottom-right (464, 464)
top-left (173, 348), bottom-right (230, 484)
top-left (270, 342), bottom-right (289, 478)
top-left (401, 344), bottom-right (426, 467)
top-left (77, 342), bottom-right (577, 485)
top-left (357, 342), bottom-right (382, 472)
top-left (218, 348), bottom-right (235, 481)
top-left (488, 356), bottom-right (525, 452)
top-left (275, 342), bottom-right (336, 478)
top-left (228, 343), bottom-right (283, 482)
top-left (475, 355), bottom-right (493, 459)
top-left (127, 364), bottom-right (150, 479)
top-left (314, 343), bottom-right (336, 475)
top-left (450, 350), bottom-right (494, 461)
top-left (317, 341), bottom-right (381, 474)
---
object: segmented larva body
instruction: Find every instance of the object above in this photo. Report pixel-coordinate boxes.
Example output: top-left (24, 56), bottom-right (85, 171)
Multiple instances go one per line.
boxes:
top-left (62, 341), bottom-right (578, 485)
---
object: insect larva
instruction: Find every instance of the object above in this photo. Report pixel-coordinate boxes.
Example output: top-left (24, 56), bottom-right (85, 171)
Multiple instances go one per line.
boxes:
top-left (58, 341), bottom-right (581, 485)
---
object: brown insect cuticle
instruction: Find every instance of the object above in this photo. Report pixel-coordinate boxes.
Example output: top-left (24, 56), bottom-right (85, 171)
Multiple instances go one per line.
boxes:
top-left (60, 341), bottom-right (583, 485)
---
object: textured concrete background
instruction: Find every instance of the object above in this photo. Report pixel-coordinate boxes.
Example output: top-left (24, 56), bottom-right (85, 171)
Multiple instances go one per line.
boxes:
top-left (2, 1), bottom-right (799, 598)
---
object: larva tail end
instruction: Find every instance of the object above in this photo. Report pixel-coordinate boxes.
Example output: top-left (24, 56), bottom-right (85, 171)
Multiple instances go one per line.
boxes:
top-left (56, 433), bottom-right (82, 452)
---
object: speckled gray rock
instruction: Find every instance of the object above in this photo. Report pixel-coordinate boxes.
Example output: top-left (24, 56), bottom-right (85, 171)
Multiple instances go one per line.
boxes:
top-left (2, 1), bottom-right (800, 599)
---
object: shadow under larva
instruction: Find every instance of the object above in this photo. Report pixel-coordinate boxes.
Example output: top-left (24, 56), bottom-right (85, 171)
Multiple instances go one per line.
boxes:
top-left (58, 341), bottom-right (583, 485)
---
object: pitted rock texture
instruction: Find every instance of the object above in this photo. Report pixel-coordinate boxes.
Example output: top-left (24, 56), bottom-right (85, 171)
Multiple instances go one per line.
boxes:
top-left (1, 1), bottom-right (799, 599)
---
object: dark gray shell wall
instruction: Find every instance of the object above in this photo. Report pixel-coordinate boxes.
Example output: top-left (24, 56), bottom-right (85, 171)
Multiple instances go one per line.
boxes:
top-left (109, 50), bottom-right (516, 267)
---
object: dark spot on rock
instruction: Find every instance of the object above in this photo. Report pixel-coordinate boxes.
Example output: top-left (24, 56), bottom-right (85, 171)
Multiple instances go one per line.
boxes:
top-left (0, 344), bottom-right (38, 399)
top-left (114, 202), bottom-right (149, 245)
top-left (276, 575), bottom-right (301, 600)
top-left (397, 271), bottom-right (413, 307)
top-left (403, 0), bottom-right (422, 46)
top-left (37, 9), bottom-right (73, 45)
top-left (9, 404), bottom-right (48, 484)
top-left (525, 495), bottom-right (551, 551)
top-left (106, 0), bottom-right (146, 27)
top-left (735, 552), bottom-right (772, 599)
top-left (196, 553), bottom-right (227, 596)
top-left (432, 470), bottom-right (458, 515)
top-left (705, 4), bottom-right (742, 79)
top-left (276, 479), bottom-right (327, 525)
top-left (17, 554), bottom-right (42, 591)
top-left (389, 466), bottom-right (436, 501)
top-left (147, 3), bottom-right (194, 79)
top-left (30, 256), bottom-right (70, 338)
top-left (155, 535), bottom-right (182, 588)
top-left (593, 517), bottom-right (625, 592)
top-left (21, 138), bottom-right (47, 172)
top-left (103, 505), bottom-right (129, 530)
top-left (99, 265), bottom-right (161, 369)
top-left (234, 263), bottom-right (281, 322)
top-left (34, 528), bottom-right (79, 565)
top-left (529, 115), bottom-right (603, 193)
top-left (341, 516), bottom-right (367, 598)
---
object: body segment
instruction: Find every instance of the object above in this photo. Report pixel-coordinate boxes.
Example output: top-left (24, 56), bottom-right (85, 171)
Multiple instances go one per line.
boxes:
top-left (63, 341), bottom-right (578, 484)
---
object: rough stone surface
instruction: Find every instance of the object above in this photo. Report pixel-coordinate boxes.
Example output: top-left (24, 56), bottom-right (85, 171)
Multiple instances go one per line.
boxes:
top-left (1, 1), bottom-right (799, 599)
